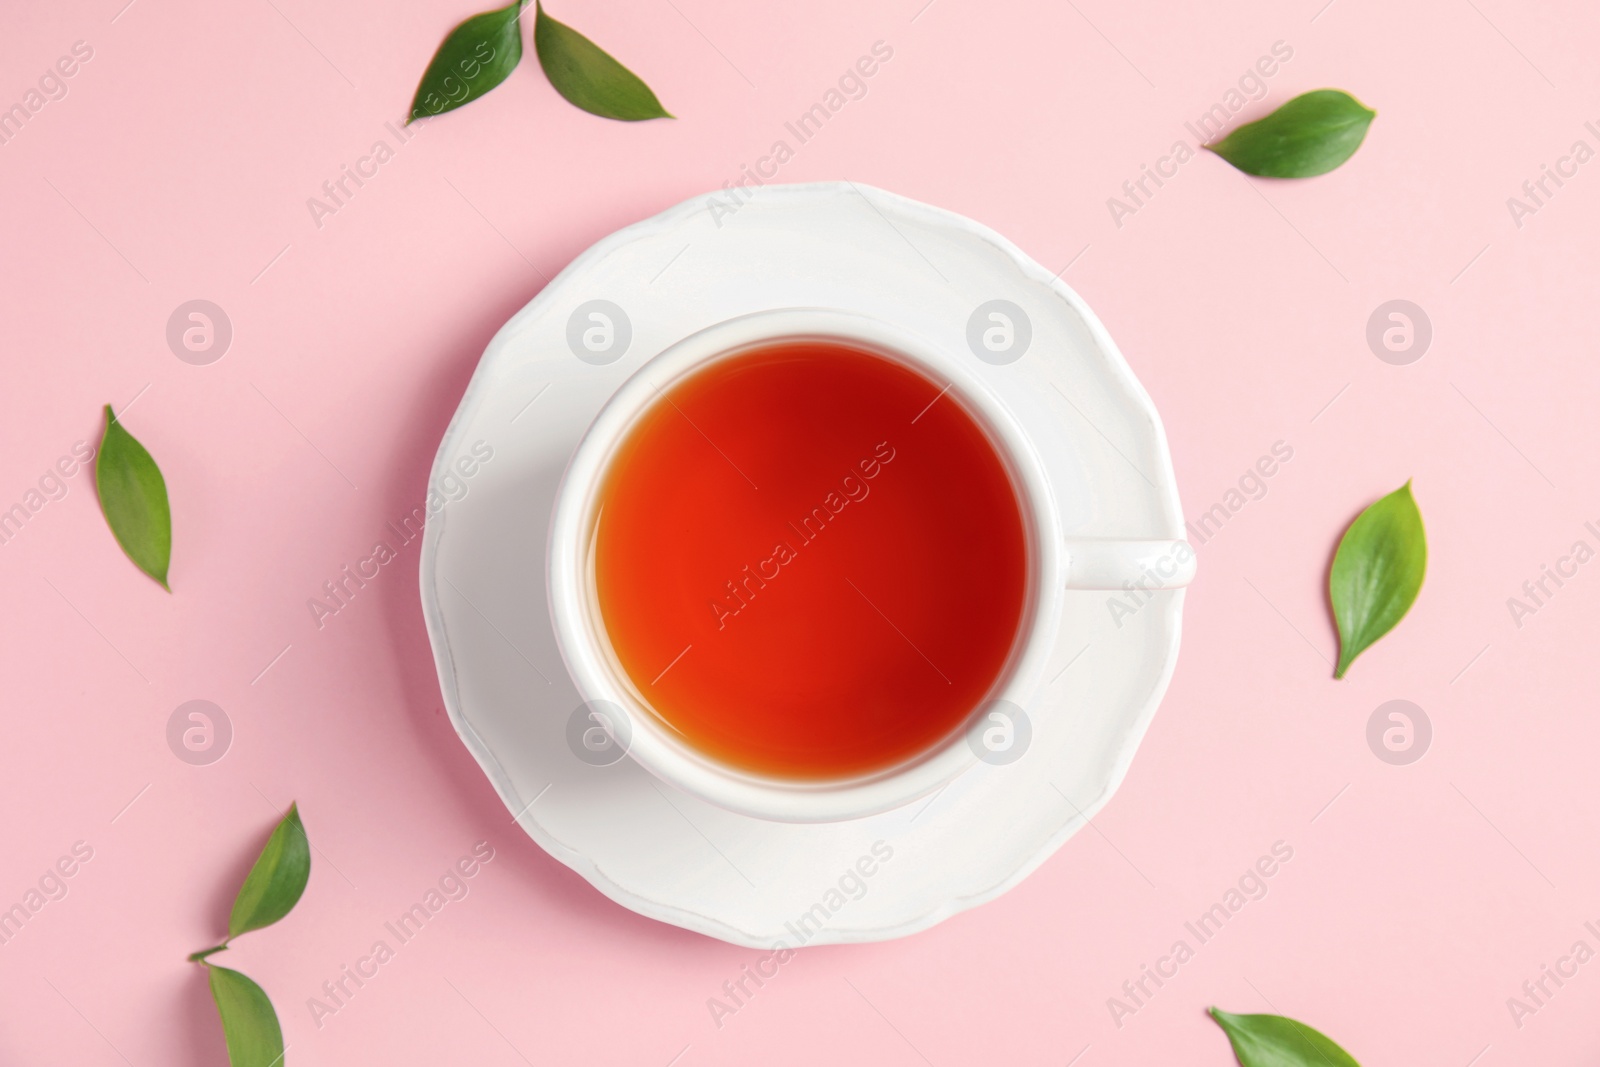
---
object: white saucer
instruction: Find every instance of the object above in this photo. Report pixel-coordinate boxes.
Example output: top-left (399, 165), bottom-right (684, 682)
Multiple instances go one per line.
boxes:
top-left (420, 182), bottom-right (1188, 947)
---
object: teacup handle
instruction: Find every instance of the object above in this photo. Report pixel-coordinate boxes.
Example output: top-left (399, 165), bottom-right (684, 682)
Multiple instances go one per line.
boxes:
top-left (1062, 539), bottom-right (1196, 590)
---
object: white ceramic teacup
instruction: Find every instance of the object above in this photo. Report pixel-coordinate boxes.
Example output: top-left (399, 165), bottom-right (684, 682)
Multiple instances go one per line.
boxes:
top-left (547, 308), bottom-right (1194, 823)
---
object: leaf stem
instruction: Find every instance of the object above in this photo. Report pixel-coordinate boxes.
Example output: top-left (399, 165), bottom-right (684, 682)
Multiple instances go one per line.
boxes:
top-left (188, 942), bottom-right (229, 963)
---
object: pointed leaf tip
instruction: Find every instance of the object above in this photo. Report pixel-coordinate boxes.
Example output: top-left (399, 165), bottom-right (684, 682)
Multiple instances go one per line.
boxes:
top-left (228, 803), bottom-right (311, 940)
top-left (534, 2), bottom-right (672, 121)
top-left (408, 0), bottom-right (527, 123)
top-left (1207, 88), bottom-right (1375, 178)
top-left (1329, 481), bottom-right (1426, 679)
top-left (95, 403), bottom-right (172, 590)
top-left (1209, 1007), bottom-right (1361, 1066)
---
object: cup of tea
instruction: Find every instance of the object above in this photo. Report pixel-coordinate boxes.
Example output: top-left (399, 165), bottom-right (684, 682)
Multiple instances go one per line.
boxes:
top-left (547, 308), bottom-right (1193, 822)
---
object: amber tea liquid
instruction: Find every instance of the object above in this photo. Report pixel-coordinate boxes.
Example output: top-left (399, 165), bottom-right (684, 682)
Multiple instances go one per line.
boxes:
top-left (592, 341), bottom-right (1028, 779)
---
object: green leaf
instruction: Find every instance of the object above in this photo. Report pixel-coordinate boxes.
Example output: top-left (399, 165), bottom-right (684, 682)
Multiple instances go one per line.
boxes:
top-left (1205, 89), bottom-right (1375, 177)
top-left (1209, 1008), bottom-right (1361, 1067)
top-left (208, 965), bottom-right (286, 1067)
top-left (95, 404), bottom-right (171, 591)
top-left (534, 2), bottom-right (672, 121)
top-left (408, 0), bottom-right (526, 124)
top-left (1330, 481), bottom-right (1426, 678)
top-left (229, 803), bottom-right (311, 940)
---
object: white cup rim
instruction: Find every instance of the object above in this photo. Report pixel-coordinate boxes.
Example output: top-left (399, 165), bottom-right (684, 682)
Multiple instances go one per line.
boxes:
top-left (546, 307), bottom-right (1065, 823)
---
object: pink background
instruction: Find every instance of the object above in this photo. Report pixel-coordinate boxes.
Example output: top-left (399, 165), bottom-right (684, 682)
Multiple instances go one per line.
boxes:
top-left (2, 0), bottom-right (1597, 1063)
